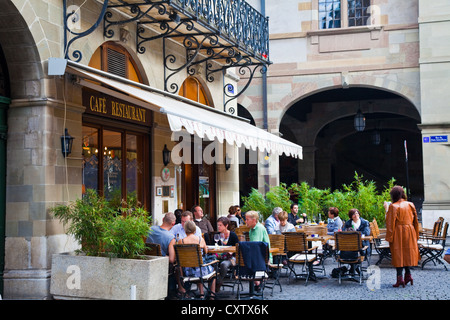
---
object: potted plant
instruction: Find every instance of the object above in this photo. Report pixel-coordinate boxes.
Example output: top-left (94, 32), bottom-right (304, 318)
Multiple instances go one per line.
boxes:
top-left (49, 189), bottom-right (169, 300)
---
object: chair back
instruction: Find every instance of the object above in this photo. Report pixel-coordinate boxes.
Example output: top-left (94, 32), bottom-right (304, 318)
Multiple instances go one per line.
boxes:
top-left (284, 232), bottom-right (308, 253)
top-left (335, 231), bottom-right (362, 252)
top-left (269, 234), bottom-right (285, 253)
top-left (236, 242), bottom-right (269, 268)
top-left (144, 242), bottom-right (162, 256)
top-left (440, 222), bottom-right (448, 245)
top-left (372, 219), bottom-right (381, 238)
top-left (303, 225), bottom-right (327, 236)
top-left (174, 244), bottom-right (203, 268)
top-left (235, 225), bottom-right (250, 235)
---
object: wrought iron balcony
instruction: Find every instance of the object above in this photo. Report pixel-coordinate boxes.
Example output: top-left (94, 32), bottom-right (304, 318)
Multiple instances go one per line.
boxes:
top-left (63, 0), bottom-right (270, 113)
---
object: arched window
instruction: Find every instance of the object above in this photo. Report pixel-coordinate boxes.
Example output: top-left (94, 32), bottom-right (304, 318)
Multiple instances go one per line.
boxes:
top-left (178, 77), bottom-right (212, 106)
top-left (89, 41), bottom-right (142, 83)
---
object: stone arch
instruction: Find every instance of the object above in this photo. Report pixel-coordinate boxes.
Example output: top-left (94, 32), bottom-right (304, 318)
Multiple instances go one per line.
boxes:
top-left (277, 72), bottom-right (421, 132)
top-left (0, 1), bottom-right (45, 99)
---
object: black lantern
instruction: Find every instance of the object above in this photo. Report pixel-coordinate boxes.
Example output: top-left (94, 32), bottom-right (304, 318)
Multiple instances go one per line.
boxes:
top-left (162, 144), bottom-right (171, 167)
top-left (225, 153), bottom-right (231, 171)
top-left (61, 128), bottom-right (74, 158)
top-left (354, 109), bottom-right (365, 132)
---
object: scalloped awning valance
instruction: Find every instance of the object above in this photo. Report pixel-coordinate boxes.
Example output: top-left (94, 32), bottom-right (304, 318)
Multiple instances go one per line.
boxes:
top-left (66, 64), bottom-right (302, 159)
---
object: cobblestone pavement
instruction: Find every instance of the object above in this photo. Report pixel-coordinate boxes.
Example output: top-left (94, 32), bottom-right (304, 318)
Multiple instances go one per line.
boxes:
top-left (216, 243), bottom-right (450, 301)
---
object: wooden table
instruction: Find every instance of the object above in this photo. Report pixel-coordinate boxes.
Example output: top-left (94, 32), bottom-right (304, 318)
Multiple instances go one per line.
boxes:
top-left (207, 245), bottom-right (279, 254)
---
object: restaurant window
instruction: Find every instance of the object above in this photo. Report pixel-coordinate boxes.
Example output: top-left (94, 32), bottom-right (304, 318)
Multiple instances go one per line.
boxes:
top-left (319, 0), bottom-right (371, 29)
top-left (82, 124), bottom-right (146, 206)
top-left (83, 42), bottom-right (149, 207)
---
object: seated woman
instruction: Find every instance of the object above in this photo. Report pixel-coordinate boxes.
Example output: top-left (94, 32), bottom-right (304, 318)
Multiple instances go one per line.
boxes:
top-left (216, 216), bottom-right (239, 291)
top-left (341, 208), bottom-right (371, 274)
top-left (278, 211), bottom-right (296, 233)
top-left (327, 207), bottom-right (343, 235)
top-left (177, 220), bottom-right (216, 298)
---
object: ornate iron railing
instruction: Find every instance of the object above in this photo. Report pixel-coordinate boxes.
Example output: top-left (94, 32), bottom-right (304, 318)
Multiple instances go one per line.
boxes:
top-left (63, 0), bottom-right (270, 114)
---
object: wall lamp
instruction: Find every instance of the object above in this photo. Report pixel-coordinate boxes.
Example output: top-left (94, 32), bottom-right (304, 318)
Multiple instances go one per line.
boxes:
top-left (162, 144), bottom-right (171, 167)
top-left (225, 153), bottom-right (231, 171)
top-left (61, 128), bottom-right (74, 158)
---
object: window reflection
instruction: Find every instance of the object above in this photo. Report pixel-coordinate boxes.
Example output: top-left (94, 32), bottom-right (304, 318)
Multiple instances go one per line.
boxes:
top-left (82, 126), bottom-right (99, 193)
top-left (103, 130), bottom-right (122, 203)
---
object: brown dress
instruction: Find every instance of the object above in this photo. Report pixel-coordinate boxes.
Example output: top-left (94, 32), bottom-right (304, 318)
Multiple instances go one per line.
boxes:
top-left (385, 199), bottom-right (420, 267)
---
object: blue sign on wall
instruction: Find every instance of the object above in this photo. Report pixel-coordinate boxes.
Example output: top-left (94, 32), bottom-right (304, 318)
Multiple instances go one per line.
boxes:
top-left (429, 135), bottom-right (448, 143)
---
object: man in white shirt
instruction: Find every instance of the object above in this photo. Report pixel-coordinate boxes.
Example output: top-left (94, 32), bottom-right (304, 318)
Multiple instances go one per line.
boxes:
top-left (170, 210), bottom-right (202, 240)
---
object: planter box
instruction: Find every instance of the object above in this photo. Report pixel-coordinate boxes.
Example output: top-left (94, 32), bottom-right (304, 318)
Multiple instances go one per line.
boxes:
top-left (50, 252), bottom-right (169, 300)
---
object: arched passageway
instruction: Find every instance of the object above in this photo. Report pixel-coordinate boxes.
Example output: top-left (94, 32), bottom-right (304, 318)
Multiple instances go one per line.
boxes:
top-left (280, 87), bottom-right (423, 207)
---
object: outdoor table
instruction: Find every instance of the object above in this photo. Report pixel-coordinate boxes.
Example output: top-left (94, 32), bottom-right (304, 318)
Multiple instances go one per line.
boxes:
top-left (207, 245), bottom-right (279, 254)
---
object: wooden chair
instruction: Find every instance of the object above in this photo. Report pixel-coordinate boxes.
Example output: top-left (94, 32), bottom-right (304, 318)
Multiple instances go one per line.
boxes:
top-left (265, 234), bottom-right (286, 295)
top-left (419, 217), bottom-right (444, 245)
top-left (235, 242), bottom-right (269, 300)
top-left (371, 219), bottom-right (391, 265)
top-left (144, 242), bottom-right (161, 256)
top-left (419, 222), bottom-right (448, 271)
top-left (284, 232), bottom-right (321, 285)
top-left (334, 231), bottom-right (368, 285)
top-left (173, 244), bottom-right (219, 300)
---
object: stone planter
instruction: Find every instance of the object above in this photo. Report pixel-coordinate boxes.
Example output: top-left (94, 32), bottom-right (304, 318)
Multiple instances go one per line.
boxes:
top-left (50, 252), bottom-right (169, 300)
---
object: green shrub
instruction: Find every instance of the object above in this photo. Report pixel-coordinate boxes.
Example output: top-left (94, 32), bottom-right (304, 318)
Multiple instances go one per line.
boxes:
top-left (51, 189), bottom-right (151, 259)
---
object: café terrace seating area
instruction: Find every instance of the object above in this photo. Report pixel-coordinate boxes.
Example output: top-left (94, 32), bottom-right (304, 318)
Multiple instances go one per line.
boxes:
top-left (147, 217), bottom-right (449, 300)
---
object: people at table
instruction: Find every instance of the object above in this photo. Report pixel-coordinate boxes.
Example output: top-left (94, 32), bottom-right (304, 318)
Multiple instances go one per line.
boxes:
top-left (177, 220), bottom-right (216, 299)
top-left (215, 216), bottom-right (239, 292)
top-left (385, 185), bottom-right (420, 288)
top-left (171, 210), bottom-right (202, 240)
top-left (192, 205), bottom-right (215, 244)
top-left (278, 210), bottom-right (296, 233)
top-left (327, 207), bottom-right (343, 235)
top-left (265, 207), bottom-right (282, 234)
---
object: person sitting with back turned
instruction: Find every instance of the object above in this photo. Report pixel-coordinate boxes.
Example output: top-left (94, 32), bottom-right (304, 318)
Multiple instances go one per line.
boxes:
top-left (265, 207), bottom-right (282, 235)
top-left (146, 212), bottom-right (177, 298)
top-left (177, 220), bottom-right (216, 299)
top-left (192, 205), bottom-right (215, 244)
top-left (146, 212), bottom-right (176, 262)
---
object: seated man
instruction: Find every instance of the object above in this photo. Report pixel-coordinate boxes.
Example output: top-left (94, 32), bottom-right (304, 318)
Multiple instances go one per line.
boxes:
top-left (192, 205), bottom-right (214, 244)
top-left (245, 210), bottom-right (271, 291)
top-left (146, 212), bottom-right (176, 298)
top-left (170, 210), bottom-right (202, 240)
top-left (265, 207), bottom-right (282, 235)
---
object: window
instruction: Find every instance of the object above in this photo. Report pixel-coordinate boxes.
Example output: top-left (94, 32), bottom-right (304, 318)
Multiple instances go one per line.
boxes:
top-left (319, 0), bottom-right (371, 29)
top-left (82, 124), bottom-right (146, 206)
top-left (84, 43), bottom-right (149, 207)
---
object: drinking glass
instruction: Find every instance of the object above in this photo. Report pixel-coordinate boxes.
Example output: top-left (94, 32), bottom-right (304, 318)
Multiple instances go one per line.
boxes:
top-left (214, 233), bottom-right (220, 246)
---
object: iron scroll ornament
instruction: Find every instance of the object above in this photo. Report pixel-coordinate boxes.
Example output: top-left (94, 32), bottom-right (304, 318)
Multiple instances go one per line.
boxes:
top-left (223, 64), bottom-right (267, 114)
top-left (63, 0), bottom-right (109, 62)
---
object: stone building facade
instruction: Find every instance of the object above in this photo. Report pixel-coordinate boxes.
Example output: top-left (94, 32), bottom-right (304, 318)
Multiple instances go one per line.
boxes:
top-left (0, 0), bottom-right (449, 300)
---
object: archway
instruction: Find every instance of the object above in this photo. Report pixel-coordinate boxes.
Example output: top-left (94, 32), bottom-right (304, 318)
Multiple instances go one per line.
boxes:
top-left (280, 87), bottom-right (423, 208)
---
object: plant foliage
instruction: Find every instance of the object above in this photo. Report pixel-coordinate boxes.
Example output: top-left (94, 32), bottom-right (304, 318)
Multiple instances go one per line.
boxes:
top-left (51, 189), bottom-right (151, 259)
top-left (241, 172), bottom-right (395, 226)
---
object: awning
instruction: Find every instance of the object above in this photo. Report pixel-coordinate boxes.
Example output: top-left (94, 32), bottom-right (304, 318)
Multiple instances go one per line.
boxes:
top-left (66, 63), bottom-right (302, 159)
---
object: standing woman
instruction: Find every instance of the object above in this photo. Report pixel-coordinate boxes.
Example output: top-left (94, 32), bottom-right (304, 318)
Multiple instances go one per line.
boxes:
top-left (385, 186), bottom-right (420, 287)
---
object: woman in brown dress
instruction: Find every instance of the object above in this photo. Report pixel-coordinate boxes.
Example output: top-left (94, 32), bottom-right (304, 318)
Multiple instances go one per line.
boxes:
top-left (385, 186), bottom-right (420, 287)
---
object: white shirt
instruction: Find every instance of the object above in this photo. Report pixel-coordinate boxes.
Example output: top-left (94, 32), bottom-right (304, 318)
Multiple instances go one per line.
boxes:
top-left (170, 223), bottom-right (202, 240)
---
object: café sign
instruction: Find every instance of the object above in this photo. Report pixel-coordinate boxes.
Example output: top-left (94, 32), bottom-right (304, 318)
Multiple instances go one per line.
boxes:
top-left (82, 88), bottom-right (151, 126)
